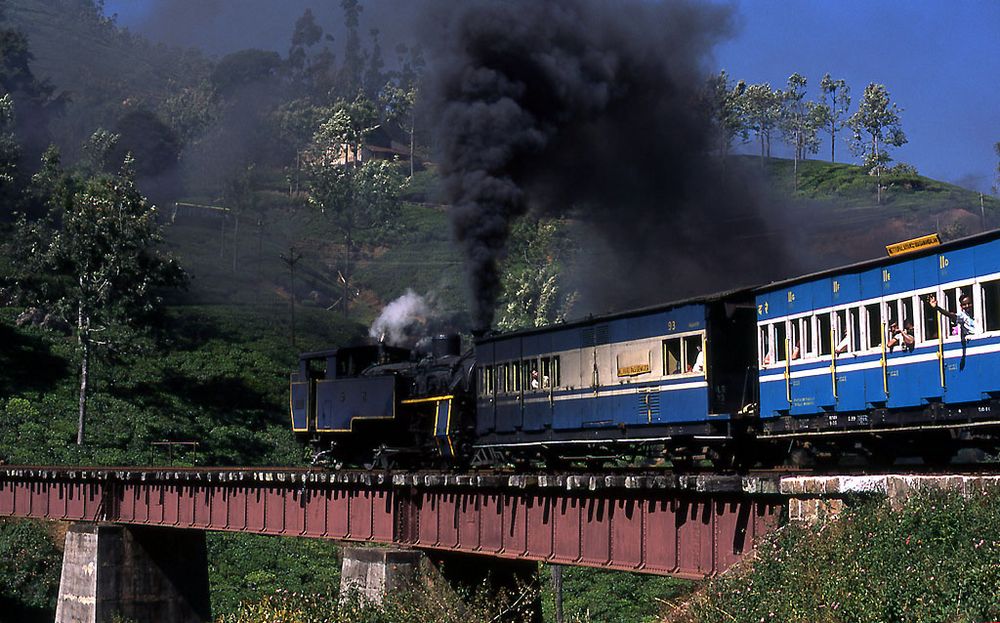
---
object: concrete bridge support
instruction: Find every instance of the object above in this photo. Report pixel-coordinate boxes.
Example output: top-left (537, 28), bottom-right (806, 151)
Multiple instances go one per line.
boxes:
top-left (55, 523), bottom-right (211, 623)
top-left (339, 546), bottom-right (541, 620)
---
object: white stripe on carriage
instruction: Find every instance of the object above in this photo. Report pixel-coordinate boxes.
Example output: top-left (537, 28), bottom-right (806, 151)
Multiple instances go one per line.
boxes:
top-left (492, 380), bottom-right (710, 405)
top-left (759, 341), bottom-right (1000, 383)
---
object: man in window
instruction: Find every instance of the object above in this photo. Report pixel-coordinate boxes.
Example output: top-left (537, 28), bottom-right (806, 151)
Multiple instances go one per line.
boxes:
top-left (926, 293), bottom-right (977, 338)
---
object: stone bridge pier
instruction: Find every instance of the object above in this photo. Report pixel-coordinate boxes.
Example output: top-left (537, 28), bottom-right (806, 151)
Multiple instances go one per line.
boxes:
top-left (55, 523), bottom-right (211, 623)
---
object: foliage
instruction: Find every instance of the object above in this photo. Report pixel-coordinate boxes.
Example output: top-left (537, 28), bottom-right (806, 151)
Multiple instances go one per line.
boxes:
top-left (0, 302), bottom-right (363, 466)
top-left (779, 74), bottom-right (822, 162)
top-left (540, 565), bottom-right (693, 623)
top-left (304, 96), bottom-right (405, 315)
top-left (13, 146), bottom-right (186, 444)
top-left (703, 70), bottom-right (747, 158)
top-left (688, 490), bottom-right (1000, 623)
top-left (740, 83), bottom-right (783, 159)
top-left (208, 533), bottom-right (343, 618)
top-left (496, 217), bottom-right (578, 332)
top-left (215, 575), bottom-right (538, 623)
top-left (0, 520), bottom-right (62, 622)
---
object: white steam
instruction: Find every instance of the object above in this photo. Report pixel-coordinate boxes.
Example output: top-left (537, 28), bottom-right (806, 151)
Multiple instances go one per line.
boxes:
top-left (369, 289), bottom-right (431, 346)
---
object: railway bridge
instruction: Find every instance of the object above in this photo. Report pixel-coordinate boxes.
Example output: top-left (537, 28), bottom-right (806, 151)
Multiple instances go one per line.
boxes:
top-left (3, 465), bottom-right (981, 622)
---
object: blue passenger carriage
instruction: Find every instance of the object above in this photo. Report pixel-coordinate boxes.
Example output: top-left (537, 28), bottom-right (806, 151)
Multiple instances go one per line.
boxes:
top-left (473, 290), bottom-right (757, 463)
top-left (755, 230), bottom-right (1000, 452)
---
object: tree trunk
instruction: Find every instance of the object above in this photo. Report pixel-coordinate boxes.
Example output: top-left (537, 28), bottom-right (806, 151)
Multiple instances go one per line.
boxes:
top-left (830, 125), bottom-right (836, 162)
top-left (231, 213), bottom-right (240, 272)
top-left (874, 133), bottom-right (882, 205)
top-left (77, 303), bottom-right (89, 446)
top-left (552, 565), bottom-right (564, 623)
top-left (409, 110), bottom-right (416, 178)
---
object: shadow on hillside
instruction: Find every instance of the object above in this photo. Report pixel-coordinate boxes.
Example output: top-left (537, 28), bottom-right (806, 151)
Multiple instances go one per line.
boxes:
top-left (123, 373), bottom-right (277, 418)
top-left (0, 323), bottom-right (70, 397)
top-left (0, 599), bottom-right (53, 623)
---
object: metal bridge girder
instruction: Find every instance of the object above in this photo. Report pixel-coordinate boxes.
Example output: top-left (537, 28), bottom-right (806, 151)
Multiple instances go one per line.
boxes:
top-left (0, 468), bottom-right (781, 579)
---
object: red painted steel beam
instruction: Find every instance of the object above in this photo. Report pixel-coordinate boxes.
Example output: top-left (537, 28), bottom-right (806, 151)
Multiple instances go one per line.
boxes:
top-left (0, 468), bottom-right (782, 578)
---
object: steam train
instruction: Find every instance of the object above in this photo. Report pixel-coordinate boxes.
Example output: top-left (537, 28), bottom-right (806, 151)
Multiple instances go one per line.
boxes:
top-left (290, 230), bottom-right (1000, 468)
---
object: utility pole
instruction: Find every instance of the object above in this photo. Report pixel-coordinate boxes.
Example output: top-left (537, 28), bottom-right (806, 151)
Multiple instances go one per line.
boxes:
top-left (981, 193), bottom-right (986, 232)
top-left (280, 247), bottom-right (304, 349)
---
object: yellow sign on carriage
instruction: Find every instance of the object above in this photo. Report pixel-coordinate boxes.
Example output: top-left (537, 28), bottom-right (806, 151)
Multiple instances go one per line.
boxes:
top-left (886, 233), bottom-right (941, 257)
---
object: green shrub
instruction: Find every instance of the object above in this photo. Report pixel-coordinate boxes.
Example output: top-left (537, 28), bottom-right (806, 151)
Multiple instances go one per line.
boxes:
top-left (0, 519), bottom-right (62, 622)
top-left (690, 490), bottom-right (1000, 623)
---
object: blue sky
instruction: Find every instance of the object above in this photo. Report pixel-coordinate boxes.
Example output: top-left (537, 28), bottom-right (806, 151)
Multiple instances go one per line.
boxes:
top-left (103, 0), bottom-right (998, 192)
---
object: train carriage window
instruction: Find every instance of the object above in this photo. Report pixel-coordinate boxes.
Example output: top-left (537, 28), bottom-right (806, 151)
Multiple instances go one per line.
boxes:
top-left (663, 338), bottom-right (682, 375)
top-left (901, 297), bottom-right (914, 330)
top-left (834, 310), bottom-right (849, 353)
top-left (525, 359), bottom-right (541, 390)
top-left (551, 356), bottom-right (561, 387)
top-left (921, 294), bottom-right (940, 342)
top-left (792, 316), bottom-right (816, 359)
top-left (789, 320), bottom-right (801, 360)
top-left (683, 335), bottom-right (704, 373)
top-left (982, 280), bottom-right (1000, 332)
top-left (942, 286), bottom-right (975, 339)
top-left (512, 361), bottom-right (521, 392)
top-left (818, 313), bottom-right (832, 356)
top-left (759, 326), bottom-right (771, 366)
top-left (885, 299), bottom-right (899, 328)
top-left (774, 322), bottom-right (788, 362)
top-left (865, 303), bottom-right (881, 350)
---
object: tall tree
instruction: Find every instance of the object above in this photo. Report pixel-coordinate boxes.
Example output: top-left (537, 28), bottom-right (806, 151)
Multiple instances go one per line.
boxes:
top-left (221, 162), bottom-right (258, 273)
top-left (704, 70), bottom-right (747, 159)
top-left (779, 73), bottom-right (822, 189)
top-left (338, 0), bottom-right (365, 97)
top-left (288, 8), bottom-right (323, 74)
top-left (0, 94), bottom-right (21, 216)
top-left (17, 139), bottom-right (185, 445)
top-left (363, 29), bottom-right (387, 102)
top-left (304, 99), bottom-right (402, 317)
top-left (0, 25), bottom-right (65, 163)
top-left (740, 83), bottom-right (782, 161)
top-left (814, 73), bottom-right (851, 162)
top-left (848, 83), bottom-right (907, 205)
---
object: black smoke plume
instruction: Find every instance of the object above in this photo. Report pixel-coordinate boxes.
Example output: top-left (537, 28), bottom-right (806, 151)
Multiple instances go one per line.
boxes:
top-left (424, 0), bottom-right (797, 329)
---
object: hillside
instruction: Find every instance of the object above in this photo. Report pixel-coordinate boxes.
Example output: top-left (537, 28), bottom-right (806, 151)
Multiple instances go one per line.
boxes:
top-left (159, 157), bottom-right (1000, 331)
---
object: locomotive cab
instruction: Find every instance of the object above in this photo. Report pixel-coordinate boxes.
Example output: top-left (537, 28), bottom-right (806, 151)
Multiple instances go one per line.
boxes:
top-left (289, 344), bottom-right (410, 436)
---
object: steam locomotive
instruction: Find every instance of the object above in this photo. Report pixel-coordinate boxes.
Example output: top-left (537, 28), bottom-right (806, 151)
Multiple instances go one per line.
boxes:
top-left (290, 230), bottom-right (1000, 468)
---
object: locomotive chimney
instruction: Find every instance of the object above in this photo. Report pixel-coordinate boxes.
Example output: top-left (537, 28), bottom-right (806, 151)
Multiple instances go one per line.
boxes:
top-left (432, 333), bottom-right (462, 358)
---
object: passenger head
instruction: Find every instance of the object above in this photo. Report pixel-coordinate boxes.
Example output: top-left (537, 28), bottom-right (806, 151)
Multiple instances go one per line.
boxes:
top-left (960, 294), bottom-right (973, 314)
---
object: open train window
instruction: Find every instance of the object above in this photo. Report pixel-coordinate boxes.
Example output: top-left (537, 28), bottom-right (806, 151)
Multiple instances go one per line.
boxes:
top-left (982, 279), bottom-right (1000, 332)
top-left (920, 291), bottom-right (940, 342)
top-left (759, 325), bottom-right (771, 366)
top-left (817, 313), bottom-right (832, 356)
top-left (524, 359), bottom-right (541, 391)
top-left (662, 335), bottom-right (703, 374)
top-left (540, 356), bottom-right (559, 388)
top-left (942, 286), bottom-right (975, 340)
top-left (774, 322), bottom-right (787, 362)
top-left (663, 338), bottom-right (681, 375)
top-left (683, 335), bottom-right (704, 373)
top-left (791, 317), bottom-right (813, 359)
top-left (789, 320), bottom-right (801, 360)
top-left (864, 303), bottom-right (881, 350)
